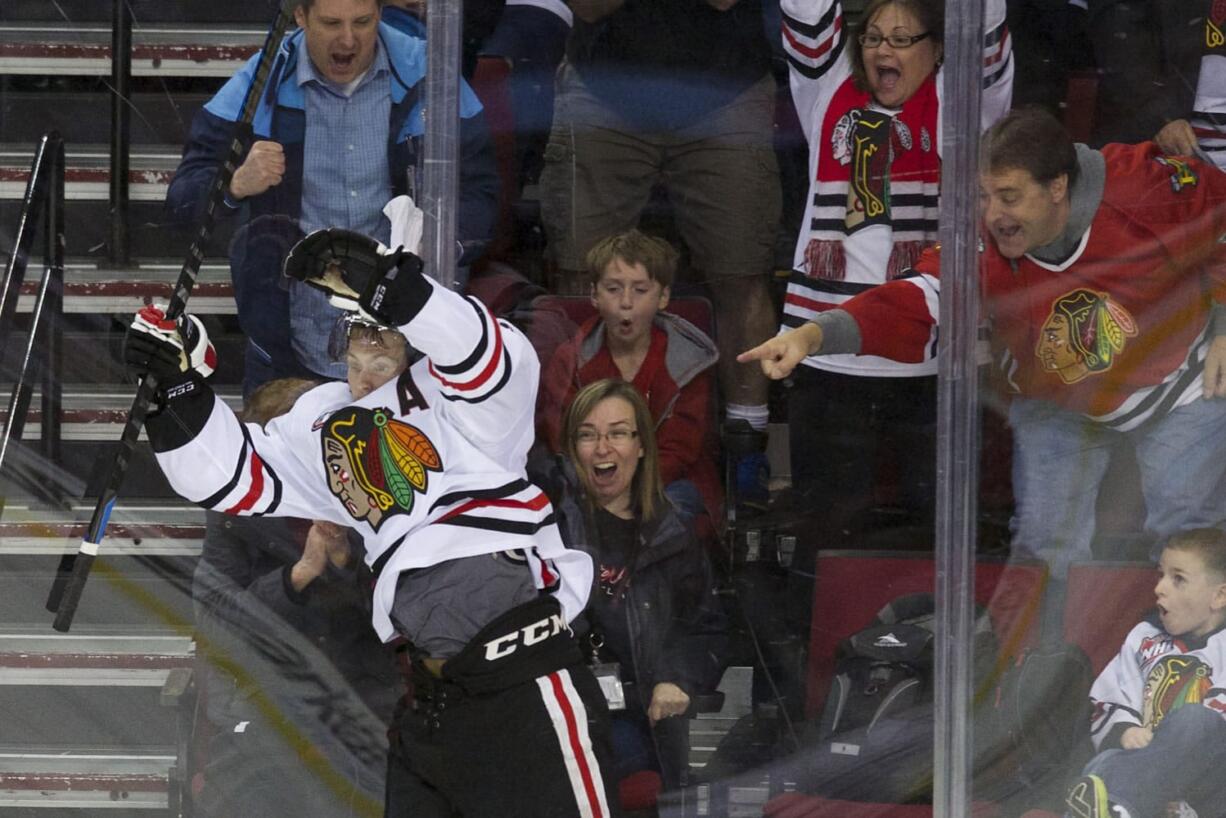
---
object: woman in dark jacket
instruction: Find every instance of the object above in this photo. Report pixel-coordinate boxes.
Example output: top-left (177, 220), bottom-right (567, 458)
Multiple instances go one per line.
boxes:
top-left (549, 378), bottom-right (728, 788)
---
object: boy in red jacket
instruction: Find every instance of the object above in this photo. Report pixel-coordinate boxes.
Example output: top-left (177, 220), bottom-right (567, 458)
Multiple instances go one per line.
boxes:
top-left (538, 230), bottom-right (723, 530)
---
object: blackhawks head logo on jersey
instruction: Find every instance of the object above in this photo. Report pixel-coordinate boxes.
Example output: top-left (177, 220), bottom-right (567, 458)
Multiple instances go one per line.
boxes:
top-left (321, 406), bottom-right (442, 531)
top-left (1036, 288), bottom-right (1138, 384)
top-left (1142, 654), bottom-right (1214, 729)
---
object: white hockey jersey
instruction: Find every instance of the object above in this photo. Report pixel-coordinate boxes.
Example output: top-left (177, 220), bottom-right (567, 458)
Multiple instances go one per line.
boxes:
top-left (1089, 617), bottom-right (1226, 750)
top-left (150, 278), bottom-right (594, 642)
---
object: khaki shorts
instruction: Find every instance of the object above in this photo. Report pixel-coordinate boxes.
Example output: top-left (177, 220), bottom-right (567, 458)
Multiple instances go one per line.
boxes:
top-left (539, 64), bottom-right (781, 281)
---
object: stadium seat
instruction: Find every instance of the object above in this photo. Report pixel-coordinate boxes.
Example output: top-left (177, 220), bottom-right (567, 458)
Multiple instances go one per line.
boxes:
top-left (1062, 561), bottom-right (1156, 674)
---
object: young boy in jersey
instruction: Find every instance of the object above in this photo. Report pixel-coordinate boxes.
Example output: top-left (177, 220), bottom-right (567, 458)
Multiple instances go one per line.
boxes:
top-left (124, 229), bottom-right (618, 818)
top-left (537, 229), bottom-right (723, 526)
top-left (1066, 528), bottom-right (1226, 818)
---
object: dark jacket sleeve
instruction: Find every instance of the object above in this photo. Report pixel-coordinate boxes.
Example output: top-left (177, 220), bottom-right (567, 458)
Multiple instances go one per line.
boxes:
top-left (652, 523), bottom-right (729, 697)
top-left (457, 106), bottom-right (501, 263)
top-left (164, 106), bottom-right (245, 227)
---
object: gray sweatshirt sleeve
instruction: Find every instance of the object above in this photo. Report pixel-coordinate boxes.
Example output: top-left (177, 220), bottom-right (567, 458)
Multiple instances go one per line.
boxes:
top-left (811, 310), bottom-right (862, 355)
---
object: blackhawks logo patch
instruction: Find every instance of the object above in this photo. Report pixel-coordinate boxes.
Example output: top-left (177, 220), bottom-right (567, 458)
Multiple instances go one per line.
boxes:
top-left (1036, 289), bottom-right (1137, 384)
top-left (320, 406), bottom-right (442, 531)
top-left (1209, 1), bottom-right (1226, 49)
top-left (1142, 655), bottom-right (1213, 729)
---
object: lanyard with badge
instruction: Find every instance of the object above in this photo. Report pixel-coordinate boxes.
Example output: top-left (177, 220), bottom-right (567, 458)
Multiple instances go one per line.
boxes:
top-left (587, 632), bottom-right (626, 711)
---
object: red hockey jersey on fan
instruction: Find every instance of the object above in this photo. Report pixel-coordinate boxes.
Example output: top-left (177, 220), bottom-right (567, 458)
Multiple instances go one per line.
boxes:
top-left (838, 142), bottom-right (1226, 430)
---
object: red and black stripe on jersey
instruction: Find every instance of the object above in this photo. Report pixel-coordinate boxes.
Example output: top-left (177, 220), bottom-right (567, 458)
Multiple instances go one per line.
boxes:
top-left (781, 2), bottom-right (843, 82)
top-left (199, 420), bottom-right (284, 516)
top-left (370, 480), bottom-right (556, 578)
top-left (427, 296), bottom-right (513, 404)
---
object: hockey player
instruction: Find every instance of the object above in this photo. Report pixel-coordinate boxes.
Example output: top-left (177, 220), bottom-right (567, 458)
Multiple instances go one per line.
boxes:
top-left (124, 229), bottom-right (617, 817)
top-left (740, 107), bottom-right (1226, 579)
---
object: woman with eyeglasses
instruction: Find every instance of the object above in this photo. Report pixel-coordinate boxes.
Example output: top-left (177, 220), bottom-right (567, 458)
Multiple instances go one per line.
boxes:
top-left (775, 0), bottom-right (1012, 550)
top-left (541, 378), bottom-right (728, 791)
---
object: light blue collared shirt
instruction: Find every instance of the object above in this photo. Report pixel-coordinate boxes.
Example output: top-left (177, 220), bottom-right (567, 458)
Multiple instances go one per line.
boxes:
top-left (290, 41), bottom-right (394, 378)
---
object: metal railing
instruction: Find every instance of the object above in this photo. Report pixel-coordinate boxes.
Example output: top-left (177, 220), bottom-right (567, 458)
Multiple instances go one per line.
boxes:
top-left (0, 131), bottom-right (67, 517)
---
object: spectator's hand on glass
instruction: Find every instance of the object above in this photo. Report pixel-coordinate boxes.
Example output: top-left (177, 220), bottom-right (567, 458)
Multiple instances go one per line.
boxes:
top-left (229, 140), bottom-right (286, 200)
top-left (1120, 725), bottom-right (1153, 750)
top-left (737, 323), bottom-right (824, 380)
top-left (647, 682), bottom-right (691, 724)
top-left (1154, 119), bottom-right (1198, 157)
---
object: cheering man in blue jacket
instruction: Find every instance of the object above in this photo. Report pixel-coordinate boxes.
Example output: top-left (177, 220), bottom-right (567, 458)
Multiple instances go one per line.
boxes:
top-left (165, 0), bottom-right (499, 395)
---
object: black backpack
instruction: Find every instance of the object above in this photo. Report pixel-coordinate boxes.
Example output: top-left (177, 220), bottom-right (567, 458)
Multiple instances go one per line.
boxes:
top-left (797, 594), bottom-right (999, 804)
top-left (973, 643), bottom-right (1096, 808)
top-left (816, 593), bottom-right (998, 741)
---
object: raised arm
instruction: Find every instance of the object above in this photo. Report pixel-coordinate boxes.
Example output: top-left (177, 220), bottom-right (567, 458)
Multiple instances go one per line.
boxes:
top-left (125, 306), bottom-right (350, 521)
top-left (283, 228), bottom-right (540, 464)
top-left (779, 0), bottom-right (848, 143)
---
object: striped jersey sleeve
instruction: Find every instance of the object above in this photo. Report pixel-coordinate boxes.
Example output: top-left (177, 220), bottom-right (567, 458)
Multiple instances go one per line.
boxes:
top-left (780, 0), bottom-right (848, 141)
top-left (979, 0), bottom-right (1014, 126)
top-left (403, 276), bottom-right (541, 456)
top-left (149, 386), bottom-right (340, 521)
top-left (781, 0), bottom-right (845, 83)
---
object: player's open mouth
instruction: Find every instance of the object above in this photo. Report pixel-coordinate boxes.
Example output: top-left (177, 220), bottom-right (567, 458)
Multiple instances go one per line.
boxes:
top-left (995, 224), bottom-right (1021, 240)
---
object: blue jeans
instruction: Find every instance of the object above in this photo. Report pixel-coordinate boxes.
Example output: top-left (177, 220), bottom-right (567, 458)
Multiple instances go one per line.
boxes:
top-left (1009, 395), bottom-right (1226, 578)
top-left (1082, 705), bottom-right (1226, 816)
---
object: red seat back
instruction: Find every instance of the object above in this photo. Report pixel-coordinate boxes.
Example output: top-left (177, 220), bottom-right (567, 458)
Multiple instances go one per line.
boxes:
top-left (1062, 561), bottom-right (1156, 674)
top-left (805, 551), bottom-right (1048, 718)
top-left (763, 792), bottom-right (1000, 817)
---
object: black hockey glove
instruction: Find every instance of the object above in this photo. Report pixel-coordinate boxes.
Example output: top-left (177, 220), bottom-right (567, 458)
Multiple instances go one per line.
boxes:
top-left (125, 305), bottom-right (216, 382)
top-left (283, 227), bottom-right (431, 327)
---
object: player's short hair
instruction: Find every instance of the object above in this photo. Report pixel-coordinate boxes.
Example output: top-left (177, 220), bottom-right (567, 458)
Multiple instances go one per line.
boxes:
top-left (849, 0), bottom-right (944, 94)
top-left (584, 230), bottom-right (679, 290)
top-left (242, 377), bottom-right (322, 427)
top-left (562, 379), bottom-right (666, 522)
top-left (980, 106), bottom-right (1080, 190)
top-left (1164, 528), bottom-right (1226, 580)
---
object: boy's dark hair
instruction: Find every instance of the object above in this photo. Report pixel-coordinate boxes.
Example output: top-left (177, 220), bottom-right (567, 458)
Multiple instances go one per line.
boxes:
top-left (584, 229), bottom-right (679, 289)
top-left (849, 0), bottom-right (944, 94)
top-left (980, 106), bottom-right (1080, 190)
top-left (1165, 528), bottom-right (1226, 579)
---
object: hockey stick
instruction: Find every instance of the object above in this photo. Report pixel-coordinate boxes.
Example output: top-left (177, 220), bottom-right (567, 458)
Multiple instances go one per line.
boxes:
top-left (47, 0), bottom-right (296, 631)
